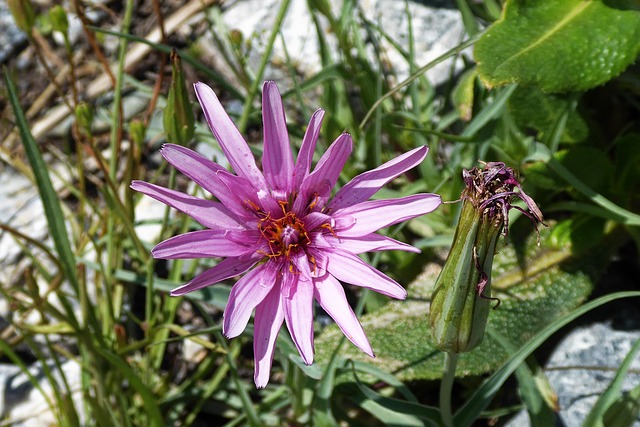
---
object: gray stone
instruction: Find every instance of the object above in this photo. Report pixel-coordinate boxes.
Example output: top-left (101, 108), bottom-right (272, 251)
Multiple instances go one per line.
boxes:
top-left (0, 359), bottom-right (84, 426)
top-left (0, 166), bottom-right (50, 288)
top-left (199, 0), bottom-right (468, 93)
top-left (546, 323), bottom-right (640, 427)
top-left (0, 0), bottom-right (29, 64)
top-left (506, 322), bottom-right (640, 426)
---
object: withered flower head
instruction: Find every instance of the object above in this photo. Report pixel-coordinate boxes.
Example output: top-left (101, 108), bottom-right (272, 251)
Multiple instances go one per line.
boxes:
top-left (429, 162), bottom-right (544, 353)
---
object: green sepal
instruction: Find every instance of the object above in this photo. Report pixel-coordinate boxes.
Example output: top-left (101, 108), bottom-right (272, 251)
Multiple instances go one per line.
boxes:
top-left (429, 199), bottom-right (502, 353)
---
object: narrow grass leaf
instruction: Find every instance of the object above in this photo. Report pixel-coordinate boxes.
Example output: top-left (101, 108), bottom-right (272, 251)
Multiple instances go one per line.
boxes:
top-left (360, 33), bottom-right (482, 130)
top-left (94, 347), bottom-right (165, 426)
top-left (88, 27), bottom-right (242, 100)
top-left (350, 360), bottom-right (419, 403)
top-left (460, 84), bottom-right (517, 137)
top-left (0, 340), bottom-right (56, 411)
top-left (493, 333), bottom-right (557, 425)
top-left (348, 363), bottom-right (442, 425)
top-left (347, 375), bottom-right (431, 426)
top-left (3, 67), bottom-right (80, 321)
top-left (546, 156), bottom-right (640, 226)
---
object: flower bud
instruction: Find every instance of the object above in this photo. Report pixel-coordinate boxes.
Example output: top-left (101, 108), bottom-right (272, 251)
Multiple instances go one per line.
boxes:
top-left (75, 102), bottom-right (93, 136)
top-left (50, 5), bottom-right (69, 35)
top-left (163, 49), bottom-right (195, 146)
top-left (129, 119), bottom-right (146, 148)
top-left (429, 162), bottom-right (544, 353)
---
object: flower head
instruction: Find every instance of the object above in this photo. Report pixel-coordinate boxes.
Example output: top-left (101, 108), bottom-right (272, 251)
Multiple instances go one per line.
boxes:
top-left (429, 162), bottom-right (544, 353)
top-left (132, 81), bottom-right (441, 387)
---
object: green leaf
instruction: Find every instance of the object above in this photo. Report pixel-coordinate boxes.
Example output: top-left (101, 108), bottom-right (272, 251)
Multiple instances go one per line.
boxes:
top-left (602, 384), bottom-right (640, 427)
top-left (345, 370), bottom-right (441, 426)
top-left (315, 223), bottom-right (615, 382)
top-left (163, 50), bottom-right (195, 146)
top-left (508, 86), bottom-right (588, 143)
top-left (94, 347), bottom-right (165, 426)
top-left (525, 146), bottom-right (614, 195)
top-left (474, 0), bottom-right (640, 93)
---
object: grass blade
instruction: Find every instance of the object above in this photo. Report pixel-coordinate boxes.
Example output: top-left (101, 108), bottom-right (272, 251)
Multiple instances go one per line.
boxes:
top-left (94, 347), bottom-right (165, 426)
top-left (583, 338), bottom-right (640, 426)
top-left (3, 66), bottom-right (80, 318)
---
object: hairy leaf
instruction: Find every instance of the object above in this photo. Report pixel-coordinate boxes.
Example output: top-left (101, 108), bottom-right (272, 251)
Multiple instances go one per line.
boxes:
top-left (474, 0), bottom-right (640, 92)
top-left (315, 223), bottom-right (615, 381)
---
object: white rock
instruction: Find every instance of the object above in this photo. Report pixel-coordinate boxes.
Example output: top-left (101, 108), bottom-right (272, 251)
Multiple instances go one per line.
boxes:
top-left (0, 359), bottom-right (84, 426)
top-left (200, 0), bottom-right (468, 92)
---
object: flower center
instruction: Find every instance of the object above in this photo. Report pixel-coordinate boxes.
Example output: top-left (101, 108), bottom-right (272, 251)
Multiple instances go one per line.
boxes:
top-left (259, 210), bottom-right (310, 259)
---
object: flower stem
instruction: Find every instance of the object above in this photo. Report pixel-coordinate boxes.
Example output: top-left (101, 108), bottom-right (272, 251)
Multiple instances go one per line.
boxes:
top-left (440, 351), bottom-right (459, 427)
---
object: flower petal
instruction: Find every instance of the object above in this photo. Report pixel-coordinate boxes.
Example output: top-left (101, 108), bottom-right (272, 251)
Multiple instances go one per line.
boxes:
top-left (283, 256), bottom-right (315, 365)
top-left (296, 133), bottom-right (352, 211)
top-left (223, 261), bottom-right (280, 338)
top-left (253, 284), bottom-right (285, 388)
top-left (324, 249), bottom-right (406, 299)
top-left (333, 193), bottom-right (442, 237)
top-left (214, 167), bottom-right (281, 217)
top-left (262, 81), bottom-right (294, 193)
top-left (303, 211), bottom-right (333, 231)
top-left (130, 181), bottom-right (242, 230)
top-left (327, 234), bottom-right (420, 254)
top-left (160, 144), bottom-right (262, 219)
top-left (160, 144), bottom-right (227, 193)
top-left (194, 82), bottom-right (267, 190)
top-left (314, 274), bottom-right (373, 356)
top-left (292, 109), bottom-right (324, 189)
top-left (151, 230), bottom-right (254, 259)
top-left (170, 257), bottom-right (256, 296)
top-left (329, 146), bottom-right (428, 210)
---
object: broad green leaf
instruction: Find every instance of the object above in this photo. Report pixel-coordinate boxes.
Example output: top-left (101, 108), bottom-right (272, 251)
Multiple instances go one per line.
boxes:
top-left (474, 0), bottom-right (640, 93)
top-left (508, 86), bottom-right (588, 143)
top-left (315, 224), bottom-right (615, 382)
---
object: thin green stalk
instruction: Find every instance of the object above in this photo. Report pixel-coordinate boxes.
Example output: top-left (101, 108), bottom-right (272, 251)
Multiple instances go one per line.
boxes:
top-left (440, 352), bottom-right (459, 427)
top-left (238, 0), bottom-right (292, 132)
top-left (182, 345), bottom-right (237, 427)
top-left (105, 0), bottom-right (135, 316)
top-left (215, 332), bottom-right (262, 427)
top-left (109, 0), bottom-right (134, 178)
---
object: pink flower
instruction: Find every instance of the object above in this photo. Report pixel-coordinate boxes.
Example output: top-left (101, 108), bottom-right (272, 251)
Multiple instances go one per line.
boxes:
top-left (131, 81), bottom-right (441, 387)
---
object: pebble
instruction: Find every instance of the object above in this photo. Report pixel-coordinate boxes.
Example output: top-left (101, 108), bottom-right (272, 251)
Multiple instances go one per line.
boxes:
top-left (0, 1), bottom-right (28, 64)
